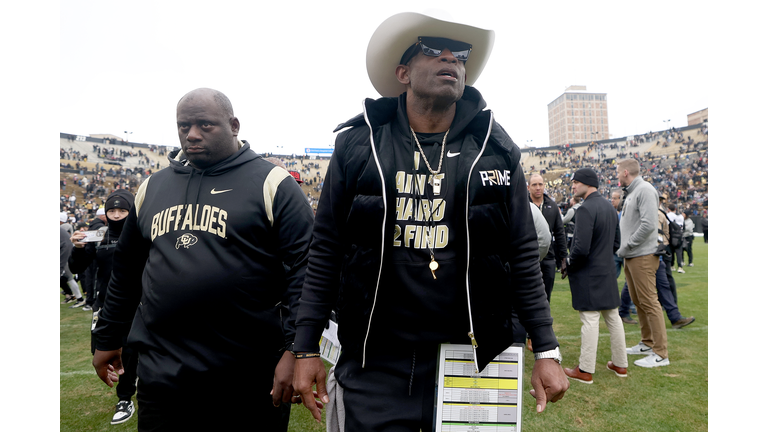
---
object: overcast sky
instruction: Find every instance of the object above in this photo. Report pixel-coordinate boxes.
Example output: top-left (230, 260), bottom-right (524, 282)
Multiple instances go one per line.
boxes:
top-left (60, 0), bottom-right (710, 154)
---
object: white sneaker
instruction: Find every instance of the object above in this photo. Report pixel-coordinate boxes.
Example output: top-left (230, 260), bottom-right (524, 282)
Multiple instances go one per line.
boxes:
top-left (677, 267), bottom-right (685, 273)
top-left (634, 353), bottom-right (670, 368)
top-left (626, 342), bottom-right (654, 355)
top-left (111, 400), bottom-right (135, 425)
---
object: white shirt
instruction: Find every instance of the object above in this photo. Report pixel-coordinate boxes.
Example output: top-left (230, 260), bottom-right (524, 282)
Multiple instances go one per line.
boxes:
top-left (667, 211), bottom-right (684, 228)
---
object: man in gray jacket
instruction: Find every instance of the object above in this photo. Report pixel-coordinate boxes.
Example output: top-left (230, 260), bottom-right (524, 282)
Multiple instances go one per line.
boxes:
top-left (616, 159), bottom-right (669, 368)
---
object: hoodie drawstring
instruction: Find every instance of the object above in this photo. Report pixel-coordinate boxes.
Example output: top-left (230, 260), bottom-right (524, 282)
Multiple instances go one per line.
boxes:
top-left (408, 349), bottom-right (416, 396)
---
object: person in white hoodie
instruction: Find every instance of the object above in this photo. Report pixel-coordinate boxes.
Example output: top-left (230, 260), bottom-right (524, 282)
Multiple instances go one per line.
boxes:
top-left (616, 159), bottom-right (670, 368)
top-left (682, 212), bottom-right (695, 266)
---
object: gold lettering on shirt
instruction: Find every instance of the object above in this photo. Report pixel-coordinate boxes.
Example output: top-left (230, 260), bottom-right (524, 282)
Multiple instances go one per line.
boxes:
top-left (150, 204), bottom-right (227, 241)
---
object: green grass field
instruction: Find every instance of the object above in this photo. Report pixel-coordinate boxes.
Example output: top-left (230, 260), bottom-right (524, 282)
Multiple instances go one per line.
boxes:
top-left (61, 240), bottom-right (707, 431)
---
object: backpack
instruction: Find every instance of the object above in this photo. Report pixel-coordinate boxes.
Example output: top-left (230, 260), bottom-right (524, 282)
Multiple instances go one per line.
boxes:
top-left (660, 209), bottom-right (683, 248)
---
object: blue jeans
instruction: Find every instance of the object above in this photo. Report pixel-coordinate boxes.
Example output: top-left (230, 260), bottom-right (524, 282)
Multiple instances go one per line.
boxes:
top-left (619, 282), bottom-right (636, 318)
top-left (617, 254), bottom-right (636, 317)
top-left (655, 257), bottom-right (682, 323)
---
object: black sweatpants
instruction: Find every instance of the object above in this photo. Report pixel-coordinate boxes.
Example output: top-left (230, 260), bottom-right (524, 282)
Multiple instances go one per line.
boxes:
top-left (80, 260), bottom-right (97, 307)
top-left (137, 389), bottom-right (289, 431)
top-left (135, 354), bottom-right (289, 432)
top-left (335, 345), bottom-right (439, 432)
top-left (115, 344), bottom-right (139, 402)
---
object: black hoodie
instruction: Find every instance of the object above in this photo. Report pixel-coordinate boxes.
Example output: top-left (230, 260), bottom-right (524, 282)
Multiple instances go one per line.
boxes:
top-left (93, 141), bottom-right (314, 400)
top-left (294, 87), bottom-right (557, 371)
top-left (69, 194), bottom-right (131, 311)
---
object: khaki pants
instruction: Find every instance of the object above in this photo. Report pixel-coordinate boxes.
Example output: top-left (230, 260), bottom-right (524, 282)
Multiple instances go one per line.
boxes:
top-left (624, 254), bottom-right (668, 359)
top-left (578, 308), bottom-right (628, 373)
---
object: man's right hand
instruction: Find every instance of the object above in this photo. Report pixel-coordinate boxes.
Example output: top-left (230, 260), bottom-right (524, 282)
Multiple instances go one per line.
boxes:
top-left (93, 348), bottom-right (123, 388)
top-left (70, 231), bottom-right (87, 248)
top-left (293, 356), bottom-right (329, 423)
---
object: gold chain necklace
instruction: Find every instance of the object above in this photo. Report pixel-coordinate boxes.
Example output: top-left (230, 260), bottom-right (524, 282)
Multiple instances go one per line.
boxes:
top-left (410, 126), bottom-right (449, 279)
top-left (410, 126), bottom-right (449, 176)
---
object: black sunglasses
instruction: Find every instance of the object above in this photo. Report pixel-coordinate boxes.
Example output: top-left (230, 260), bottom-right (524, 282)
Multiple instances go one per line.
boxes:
top-left (399, 36), bottom-right (473, 65)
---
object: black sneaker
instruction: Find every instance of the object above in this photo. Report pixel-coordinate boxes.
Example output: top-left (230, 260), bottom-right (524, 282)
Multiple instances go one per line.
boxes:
top-left (111, 400), bottom-right (135, 425)
top-left (69, 299), bottom-right (86, 309)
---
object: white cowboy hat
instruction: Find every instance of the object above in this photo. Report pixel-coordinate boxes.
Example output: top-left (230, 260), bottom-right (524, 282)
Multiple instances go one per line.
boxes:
top-left (366, 12), bottom-right (495, 98)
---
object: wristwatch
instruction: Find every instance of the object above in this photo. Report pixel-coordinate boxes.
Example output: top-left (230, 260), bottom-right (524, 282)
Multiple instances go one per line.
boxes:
top-left (534, 346), bottom-right (562, 364)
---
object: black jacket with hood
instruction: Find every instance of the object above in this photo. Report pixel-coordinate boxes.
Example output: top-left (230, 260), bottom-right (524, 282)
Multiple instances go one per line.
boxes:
top-left (530, 193), bottom-right (568, 263)
top-left (293, 87), bottom-right (558, 371)
top-left (92, 141), bottom-right (314, 399)
top-left (69, 191), bottom-right (129, 311)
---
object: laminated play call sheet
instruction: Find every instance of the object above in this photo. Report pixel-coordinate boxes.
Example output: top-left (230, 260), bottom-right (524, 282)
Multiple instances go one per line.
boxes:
top-left (435, 344), bottom-right (523, 432)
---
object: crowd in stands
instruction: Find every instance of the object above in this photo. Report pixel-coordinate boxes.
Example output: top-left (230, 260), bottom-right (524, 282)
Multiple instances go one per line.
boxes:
top-left (60, 169), bottom-right (145, 227)
top-left (524, 126), bottom-right (708, 220)
top-left (61, 146), bottom-right (332, 223)
top-left (63, 124), bottom-right (705, 221)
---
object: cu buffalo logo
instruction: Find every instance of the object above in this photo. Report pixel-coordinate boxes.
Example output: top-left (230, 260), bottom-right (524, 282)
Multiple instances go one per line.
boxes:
top-left (175, 233), bottom-right (199, 249)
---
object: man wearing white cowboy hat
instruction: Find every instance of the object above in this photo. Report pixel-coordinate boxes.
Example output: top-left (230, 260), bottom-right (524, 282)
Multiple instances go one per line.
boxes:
top-left (292, 12), bottom-right (568, 430)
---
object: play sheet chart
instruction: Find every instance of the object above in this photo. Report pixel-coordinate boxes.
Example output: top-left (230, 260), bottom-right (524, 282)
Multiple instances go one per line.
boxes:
top-left (435, 344), bottom-right (523, 432)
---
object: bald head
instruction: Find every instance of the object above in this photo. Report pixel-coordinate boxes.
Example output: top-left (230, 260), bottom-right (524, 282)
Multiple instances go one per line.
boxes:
top-left (176, 88), bottom-right (240, 169)
top-left (528, 174), bottom-right (545, 202)
top-left (178, 88), bottom-right (234, 118)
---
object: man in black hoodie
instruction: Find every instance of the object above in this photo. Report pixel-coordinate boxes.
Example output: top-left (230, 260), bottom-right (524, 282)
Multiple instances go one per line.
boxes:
top-left (91, 88), bottom-right (315, 431)
top-left (527, 173), bottom-right (568, 302)
top-left (292, 12), bottom-right (568, 431)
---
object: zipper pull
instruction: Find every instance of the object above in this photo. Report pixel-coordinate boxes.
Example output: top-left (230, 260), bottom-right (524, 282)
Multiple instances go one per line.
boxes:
top-left (468, 332), bottom-right (478, 349)
top-left (468, 331), bottom-right (480, 373)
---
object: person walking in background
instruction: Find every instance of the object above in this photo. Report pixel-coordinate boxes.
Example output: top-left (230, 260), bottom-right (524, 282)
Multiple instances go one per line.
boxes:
top-left (616, 159), bottom-right (670, 368)
top-left (682, 212), bottom-right (695, 266)
top-left (60, 212), bottom-right (85, 307)
top-left (562, 196), bottom-right (581, 252)
top-left (562, 168), bottom-right (628, 384)
top-left (666, 203), bottom-right (685, 273)
top-left (529, 173), bottom-right (569, 302)
top-left (612, 189), bottom-right (637, 325)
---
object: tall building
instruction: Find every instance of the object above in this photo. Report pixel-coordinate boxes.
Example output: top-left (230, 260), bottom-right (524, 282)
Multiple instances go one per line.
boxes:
top-left (687, 108), bottom-right (708, 126)
top-left (547, 85), bottom-right (609, 147)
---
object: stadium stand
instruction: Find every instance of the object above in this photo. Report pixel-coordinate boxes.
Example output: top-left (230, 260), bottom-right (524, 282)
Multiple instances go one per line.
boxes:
top-left (60, 133), bottom-right (332, 223)
top-left (517, 122), bottom-right (708, 230)
top-left (61, 123), bottom-right (706, 227)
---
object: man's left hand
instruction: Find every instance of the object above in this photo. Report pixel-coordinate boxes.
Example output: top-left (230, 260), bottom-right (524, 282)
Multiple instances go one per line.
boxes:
top-left (529, 358), bottom-right (569, 413)
top-left (271, 350), bottom-right (295, 407)
top-left (560, 258), bottom-right (568, 279)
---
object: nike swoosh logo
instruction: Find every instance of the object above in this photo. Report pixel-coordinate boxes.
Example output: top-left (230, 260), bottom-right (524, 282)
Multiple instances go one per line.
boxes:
top-left (641, 347), bottom-right (652, 352)
top-left (211, 188), bottom-right (233, 195)
top-left (447, 151), bottom-right (460, 158)
top-left (656, 358), bottom-right (665, 362)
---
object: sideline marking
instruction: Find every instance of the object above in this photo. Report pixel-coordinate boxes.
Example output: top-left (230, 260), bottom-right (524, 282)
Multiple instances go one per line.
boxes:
top-left (60, 370), bottom-right (96, 377)
top-left (556, 325), bottom-right (707, 340)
